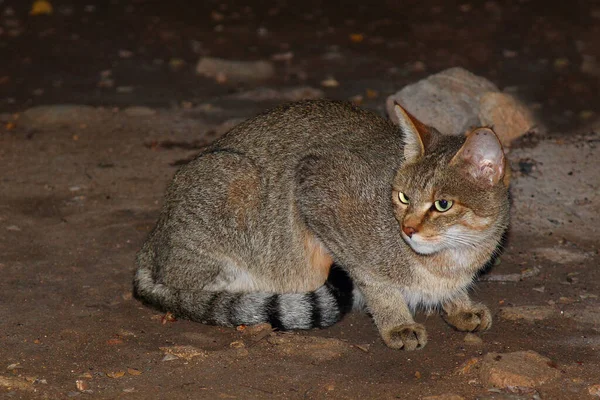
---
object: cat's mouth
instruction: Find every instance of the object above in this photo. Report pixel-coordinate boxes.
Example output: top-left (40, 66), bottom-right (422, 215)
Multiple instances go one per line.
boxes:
top-left (401, 232), bottom-right (444, 255)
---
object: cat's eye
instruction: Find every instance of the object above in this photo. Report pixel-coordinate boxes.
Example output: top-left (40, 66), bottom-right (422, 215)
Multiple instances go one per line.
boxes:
top-left (398, 192), bottom-right (409, 204)
top-left (433, 199), bottom-right (453, 212)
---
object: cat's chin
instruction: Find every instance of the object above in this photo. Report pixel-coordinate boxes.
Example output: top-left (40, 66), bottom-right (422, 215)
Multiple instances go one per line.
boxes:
top-left (401, 234), bottom-right (442, 255)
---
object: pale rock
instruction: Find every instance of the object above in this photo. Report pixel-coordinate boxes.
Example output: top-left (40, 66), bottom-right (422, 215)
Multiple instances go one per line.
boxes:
top-left (386, 67), bottom-right (498, 134)
top-left (479, 351), bottom-right (561, 388)
top-left (386, 67), bottom-right (535, 146)
top-left (478, 92), bottom-right (536, 147)
top-left (498, 306), bottom-right (555, 322)
top-left (196, 57), bottom-right (275, 82)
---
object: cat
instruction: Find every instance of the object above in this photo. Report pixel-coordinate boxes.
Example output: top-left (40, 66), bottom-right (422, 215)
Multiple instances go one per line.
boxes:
top-left (133, 99), bottom-right (510, 350)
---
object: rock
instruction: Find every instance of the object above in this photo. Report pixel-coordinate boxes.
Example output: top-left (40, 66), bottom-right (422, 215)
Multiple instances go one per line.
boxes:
top-left (196, 57), bottom-right (275, 83)
top-left (386, 67), bottom-right (535, 146)
top-left (478, 92), bottom-right (535, 147)
top-left (498, 306), bottom-right (555, 322)
top-left (123, 106), bottom-right (156, 117)
top-left (18, 105), bottom-right (103, 129)
top-left (386, 67), bottom-right (498, 134)
top-left (423, 394), bottom-right (465, 400)
top-left (464, 333), bottom-right (484, 346)
top-left (479, 351), bottom-right (561, 388)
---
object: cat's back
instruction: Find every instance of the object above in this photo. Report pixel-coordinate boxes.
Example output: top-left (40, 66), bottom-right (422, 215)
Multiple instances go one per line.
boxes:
top-left (212, 99), bottom-right (402, 164)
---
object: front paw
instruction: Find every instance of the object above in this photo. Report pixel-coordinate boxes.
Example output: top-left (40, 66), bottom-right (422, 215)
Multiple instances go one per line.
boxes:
top-left (381, 323), bottom-right (428, 350)
top-left (443, 303), bottom-right (492, 332)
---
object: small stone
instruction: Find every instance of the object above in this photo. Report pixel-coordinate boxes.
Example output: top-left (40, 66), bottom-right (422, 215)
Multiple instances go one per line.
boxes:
top-left (161, 353), bottom-right (179, 362)
top-left (76, 380), bottom-right (89, 391)
top-left (589, 384), bottom-right (600, 397)
top-left (123, 106), bottom-right (156, 117)
top-left (464, 333), bottom-right (483, 346)
top-left (321, 77), bottom-right (340, 88)
top-left (478, 92), bottom-right (535, 147)
top-left (498, 306), bottom-right (555, 322)
top-left (196, 57), bottom-right (275, 82)
top-left (479, 351), bottom-right (561, 388)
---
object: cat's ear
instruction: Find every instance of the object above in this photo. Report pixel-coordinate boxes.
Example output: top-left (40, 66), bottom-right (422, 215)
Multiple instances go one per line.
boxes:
top-left (450, 127), bottom-right (506, 186)
top-left (393, 103), bottom-right (431, 164)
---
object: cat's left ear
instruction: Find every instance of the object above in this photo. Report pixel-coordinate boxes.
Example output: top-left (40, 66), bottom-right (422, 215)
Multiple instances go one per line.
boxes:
top-left (393, 103), bottom-right (431, 164)
top-left (450, 127), bottom-right (507, 186)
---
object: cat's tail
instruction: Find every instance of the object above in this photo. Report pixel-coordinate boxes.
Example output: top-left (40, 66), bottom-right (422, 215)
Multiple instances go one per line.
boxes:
top-left (132, 265), bottom-right (354, 330)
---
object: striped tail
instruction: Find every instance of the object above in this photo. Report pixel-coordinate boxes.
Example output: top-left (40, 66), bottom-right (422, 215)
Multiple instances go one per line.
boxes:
top-left (132, 265), bottom-right (354, 330)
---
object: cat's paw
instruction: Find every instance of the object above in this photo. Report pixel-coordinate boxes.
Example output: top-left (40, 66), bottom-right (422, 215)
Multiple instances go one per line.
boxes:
top-left (381, 323), bottom-right (428, 350)
top-left (443, 303), bottom-right (492, 332)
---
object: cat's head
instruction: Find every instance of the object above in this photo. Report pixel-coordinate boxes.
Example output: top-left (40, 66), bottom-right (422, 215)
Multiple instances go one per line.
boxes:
top-left (391, 104), bottom-right (510, 256)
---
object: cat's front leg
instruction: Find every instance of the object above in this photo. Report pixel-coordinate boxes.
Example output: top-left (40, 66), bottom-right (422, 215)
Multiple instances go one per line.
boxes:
top-left (441, 292), bottom-right (492, 332)
top-left (358, 281), bottom-right (427, 350)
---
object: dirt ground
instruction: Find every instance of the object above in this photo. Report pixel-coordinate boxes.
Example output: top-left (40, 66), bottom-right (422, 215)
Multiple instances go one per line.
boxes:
top-left (1, 1), bottom-right (599, 399)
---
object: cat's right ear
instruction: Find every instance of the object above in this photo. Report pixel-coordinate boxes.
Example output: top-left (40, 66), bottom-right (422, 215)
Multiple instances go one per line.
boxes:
top-left (450, 127), bottom-right (506, 187)
top-left (393, 103), bottom-right (431, 164)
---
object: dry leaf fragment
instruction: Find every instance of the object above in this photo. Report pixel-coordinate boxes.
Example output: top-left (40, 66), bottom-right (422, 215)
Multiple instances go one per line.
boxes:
top-left (30, 0), bottom-right (53, 15)
top-left (107, 371), bottom-right (125, 379)
top-left (76, 380), bottom-right (89, 391)
top-left (349, 33), bottom-right (364, 43)
top-left (127, 368), bottom-right (142, 376)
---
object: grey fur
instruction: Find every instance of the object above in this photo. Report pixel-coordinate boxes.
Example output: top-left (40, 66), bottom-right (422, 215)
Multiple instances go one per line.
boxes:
top-left (133, 100), bottom-right (510, 349)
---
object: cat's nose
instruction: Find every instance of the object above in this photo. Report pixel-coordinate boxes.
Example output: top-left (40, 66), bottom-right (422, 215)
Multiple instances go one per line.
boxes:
top-left (402, 225), bottom-right (417, 238)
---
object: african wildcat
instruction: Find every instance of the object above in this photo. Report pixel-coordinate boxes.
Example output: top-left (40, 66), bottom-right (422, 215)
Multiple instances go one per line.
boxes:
top-left (134, 99), bottom-right (510, 350)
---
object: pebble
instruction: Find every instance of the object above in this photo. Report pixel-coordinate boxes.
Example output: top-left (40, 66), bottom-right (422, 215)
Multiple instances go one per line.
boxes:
top-left (479, 351), bottom-right (561, 388)
top-left (463, 333), bottom-right (484, 346)
top-left (589, 384), bottom-right (600, 397)
top-left (498, 305), bottom-right (555, 322)
top-left (320, 77), bottom-right (340, 87)
top-left (196, 57), bottom-right (275, 83)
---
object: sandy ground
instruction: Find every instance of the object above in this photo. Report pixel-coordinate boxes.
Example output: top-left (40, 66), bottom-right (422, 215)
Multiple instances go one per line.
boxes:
top-left (1, 1), bottom-right (600, 399)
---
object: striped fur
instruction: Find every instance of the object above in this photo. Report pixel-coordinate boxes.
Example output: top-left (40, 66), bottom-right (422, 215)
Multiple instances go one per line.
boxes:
top-left (133, 265), bottom-right (354, 330)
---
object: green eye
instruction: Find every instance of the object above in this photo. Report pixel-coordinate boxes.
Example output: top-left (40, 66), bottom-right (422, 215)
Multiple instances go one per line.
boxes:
top-left (398, 192), bottom-right (409, 204)
top-left (433, 199), bottom-right (453, 212)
